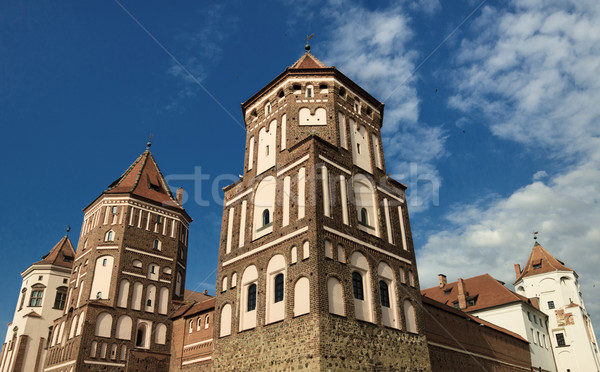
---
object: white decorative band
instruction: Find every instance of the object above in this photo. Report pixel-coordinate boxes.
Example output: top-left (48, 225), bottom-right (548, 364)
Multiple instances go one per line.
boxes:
top-left (276, 154), bottom-right (310, 177)
top-left (181, 355), bottom-right (212, 366)
top-left (318, 155), bottom-right (351, 175)
top-left (125, 247), bottom-right (173, 262)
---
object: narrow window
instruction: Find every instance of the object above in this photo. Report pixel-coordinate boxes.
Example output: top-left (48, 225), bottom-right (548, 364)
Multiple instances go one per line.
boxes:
top-left (205, 315), bottom-right (210, 329)
top-left (106, 230), bottom-right (114, 242)
top-left (379, 280), bottom-right (390, 308)
top-left (18, 288), bottom-right (27, 311)
top-left (339, 87), bottom-right (346, 98)
top-left (136, 325), bottom-right (145, 347)
top-left (153, 239), bottom-right (161, 251)
top-left (150, 265), bottom-right (156, 274)
top-left (356, 143), bottom-right (361, 154)
top-left (307, 87), bottom-right (313, 98)
top-left (197, 317), bottom-right (201, 331)
top-left (265, 145), bottom-right (269, 156)
top-left (53, 287), bottom-right (67, 310)
top-left (265, 102), bottom-right (272, 115)
top-left (556, 332), bottom-right (566, 346)
top-left (352, 272), bottom-right (364, 300)
top-left (274, 274), bottom-right (284, 303)
top-left (262, 209), bottom-right (270, 226)
top-left (96, 291), bottom-right (102, 299)
top-left (157, 215), bottom-right (162, 223)
top-left (247, 284), bottom-right (257, 311)
top-left (360, 208), bottom-right (369, 226)
top-left (112, 206), bottom-right (118, 214)
top-left (189, 320), bottom-right (193, 333)
top-left (548, 301), bottom-right (555, 309)
top-left (103, 258), bottom-right (108, 266)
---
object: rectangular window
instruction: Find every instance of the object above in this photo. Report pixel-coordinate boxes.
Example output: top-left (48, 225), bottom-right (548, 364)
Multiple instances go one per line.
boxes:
top-left (379, 281), bottom-right (390, 308)
top-left (527, 311), bottom-right (531, 321)
top-left (53, 289), bottom-right (67, 310)
top-left (247, 284), bottom-right (257, 312)
top-left (30, 290), bottom-right (44, 307)
top-left (537, 331), bottom-right (541, 346)
top-left (352, 272), bottom-right (364, 300)
top-left (103, 259), bottom-right (107, 266)
top-left (112, 206), bottom-right (118, 214)
top-left (274, 274), bottom-right (284, 303)
top-left (556, 332), bottom-right (566, 346)
top-left (548, 301), bottom-right (555, 309)
top-left (531, 328), bottom-right (536, 344)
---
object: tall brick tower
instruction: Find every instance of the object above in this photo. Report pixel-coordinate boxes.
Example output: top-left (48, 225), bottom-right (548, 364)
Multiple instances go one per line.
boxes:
top-left (212, 48), bottom-right (432, 371)
top-left (43, 146), bottom-right (192, 371)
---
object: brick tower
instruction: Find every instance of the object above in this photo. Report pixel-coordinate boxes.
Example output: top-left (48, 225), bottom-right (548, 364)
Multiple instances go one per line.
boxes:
top-left (43, 146), bottom-right (192, 371)
top-left (212, 48), bottom-right (432, 371)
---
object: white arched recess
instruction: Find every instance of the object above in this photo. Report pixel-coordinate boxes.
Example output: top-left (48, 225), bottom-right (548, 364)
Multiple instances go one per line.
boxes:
top-left (378, 262), bottom-right (398, 328)
top-left (158, 287), bottom-right (169, 315)
top-left (117, 280), bottom-right (129, 308)
top-left (327, 277), bottom-right (345, 316)
top-left (294, 277), bottom-right (310, 316)
top-left (115, 315), bottom-right (132, 340)
top-left (253, 176), bottom-right (276, 240)
top-left (155, 323), bottom-right (167, 345)
top-left (95, 312), bottom-right (113, 338)
top-left (404, 300), bottom-right (417, 333)
top-left (265, 255), bottom-right (286, 324)
top-left (353, 174), bottom-right (379, 237)
top-left (256, 120), bottom-right (277, 175)
top-left (239, 265), bottom-right (258, 331)
top-left (351, 251), bottom-right (373, 322)
top-left (131, 282), bottom-right (143, 311)
top-left (89, 256), bottom-right (114, 300)
top-left (220, 303), bottom-right (232, 337)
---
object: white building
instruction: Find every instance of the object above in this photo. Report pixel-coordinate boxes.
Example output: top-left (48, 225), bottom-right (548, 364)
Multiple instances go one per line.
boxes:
top-left (0, 235), bottom-right (75, 372)
top-left (423, 273), bottom-right (557, 372)
top-left (515, 241), bottom-right (600, 372)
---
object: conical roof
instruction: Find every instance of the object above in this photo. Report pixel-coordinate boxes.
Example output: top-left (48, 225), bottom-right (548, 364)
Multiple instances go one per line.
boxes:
top-left (289, 51), bottom-right (328, 69)
top-left (32, 235), bottom-right (75, 269)
top-left (105, 149), bottom-right (182, 209)
top-left (514, 241), bottom-right (573, 283)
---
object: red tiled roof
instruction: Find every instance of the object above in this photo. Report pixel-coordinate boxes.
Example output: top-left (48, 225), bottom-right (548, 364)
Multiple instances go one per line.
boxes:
top-left (184, 298), bottom-right (216, 318)
top-left (290, 52), bottom-right (328, 69)
top-left (514, 242), bottom-right (572, 283)
top-left (32, 235), bottom-right (75, 269)
top-left (421, 274), bottom-right (537, 312)
top-left (422, 295), bottom-right (528, 343)
top-left (171, 290), bottom-right (214, 319)
top-left (105, 150), bottom-right (182, 209)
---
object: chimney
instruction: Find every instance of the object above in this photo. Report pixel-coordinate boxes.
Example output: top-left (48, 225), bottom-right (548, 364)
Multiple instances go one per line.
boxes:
top-left (438, 274), bottom-right (447, 288)
top-left (457, 278), bottom-right (467, 309)
top-left (514, 264), bottom-right (521, 279)
top-left (203, 289), bottom-right (208, 295)
top-left (176, 187), bottom-right (184, 204)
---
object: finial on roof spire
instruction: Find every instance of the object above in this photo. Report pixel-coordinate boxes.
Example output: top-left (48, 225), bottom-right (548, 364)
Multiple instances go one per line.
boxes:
top-left (147, 133), bottom-right (154, 150)
top-left (65, 226), bottom-right (71, 237)
top-left (533, 231), bottom-right (539, 240)
top-left (304, 33), bottom-right (314, 53)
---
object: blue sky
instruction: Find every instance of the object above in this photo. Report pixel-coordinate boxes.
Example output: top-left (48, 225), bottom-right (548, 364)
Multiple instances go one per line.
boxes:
top-left (1, 0), bottom-right (599, 330)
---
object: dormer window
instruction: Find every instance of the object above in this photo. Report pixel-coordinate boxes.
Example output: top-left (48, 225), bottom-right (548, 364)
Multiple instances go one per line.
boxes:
top-left (533, 260), bottom-right (542, 269)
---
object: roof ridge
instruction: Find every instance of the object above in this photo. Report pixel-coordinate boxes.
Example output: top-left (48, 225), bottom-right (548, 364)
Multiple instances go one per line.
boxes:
top-left (129, 150), bottom-right (150, 193)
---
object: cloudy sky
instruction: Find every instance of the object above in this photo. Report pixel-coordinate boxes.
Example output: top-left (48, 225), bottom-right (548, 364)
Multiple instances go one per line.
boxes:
top-left (1, 0), bottom-right (599, 331)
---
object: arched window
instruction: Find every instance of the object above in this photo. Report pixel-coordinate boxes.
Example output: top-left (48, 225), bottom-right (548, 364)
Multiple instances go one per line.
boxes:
top-left (105, 230), bottom-right (114, 242)
top-left (152, 239), bottom-right (161, 251)
top-left (131, 282), bottom-right (143, 310)
top-left (158, 287), bottom-right (169, 315)
top-left (197, 317), bottom-right (202, 331)
top-left (247, 284), bottom-right (257, 312)
top-left (100, 342), bottom-right (107, 359)
top-left (90, 341), bottom-right (98, 358)
top-left (222, 276), bottom-right (228, 292)
top-left (291, 246), bottom-right (298, 264)
top-left (379, 281), bottom-right (390, 307)
top-left (306, 84), bottom-right (314, 98)
top-left (265, 102), bottom-right (272, 115)
top-left (69, 314), bottom-right (78, 339)
top-left (262, 209), bottom-right (270, 226)
top-left (351, 251), bottom-right (372, 322)
top-left (135, 323), bottom-right (147, 348)
top-left (240, 265), bottom-right (258, 331)
top-left (339, 86), bottom-right (346, 98)
top-left (205, 315), bottom-right (210, 329)
top-left (266, 255), bottom-right (286, 324)
top-left (378, 262), bottom-right (398, 328)
top-left (352, 272), bottom-right (364, 300)
top-left (360, 208), bottom-right (369, 226)
top-left (274, 274), bottom-right (284, 303)
top-left (120, 345), bottom-right (127, 361)
top-left (189, 320), bottom-right (193, 333)
top-left (76, 312), bottom-right (85, 336)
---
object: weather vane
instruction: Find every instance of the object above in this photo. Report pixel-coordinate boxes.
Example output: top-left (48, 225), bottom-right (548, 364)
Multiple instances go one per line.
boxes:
top-left (147, 133), bottom-right (154, 149)
top-left (533, 231), bottom-right (539, 240)
top-left (305, 33), bottom-right (314, 52)
top-left (66, 226), bottom-right (71, 234)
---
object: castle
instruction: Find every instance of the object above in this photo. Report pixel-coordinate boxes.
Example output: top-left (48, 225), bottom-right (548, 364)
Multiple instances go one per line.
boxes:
top-left (1, 49), bottom-right (597, 372)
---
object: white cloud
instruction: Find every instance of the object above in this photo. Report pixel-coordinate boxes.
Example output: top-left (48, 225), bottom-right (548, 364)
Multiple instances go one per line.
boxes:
top-left (420, 0), bottom-right (600, 329)
top-left (320, 3), bottom-right (447, 212)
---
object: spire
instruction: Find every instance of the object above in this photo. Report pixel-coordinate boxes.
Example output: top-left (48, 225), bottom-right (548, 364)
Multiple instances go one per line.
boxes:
top-left (289, 38), bottom-right (328, 70)
top-left (514, 241), bottom-right (573, 283)
top-left (105, 149), bottom-right (182, 209)
top-left (33, 235), bottom-right (76, 269)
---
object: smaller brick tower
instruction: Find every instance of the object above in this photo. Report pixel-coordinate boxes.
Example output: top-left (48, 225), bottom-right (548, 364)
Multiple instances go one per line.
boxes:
top-left (43, 146), bottom-right (192, 371)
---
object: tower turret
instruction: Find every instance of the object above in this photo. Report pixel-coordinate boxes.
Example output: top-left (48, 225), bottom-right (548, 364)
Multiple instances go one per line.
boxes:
top-left (212, 50), bottom-right (431, 370)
